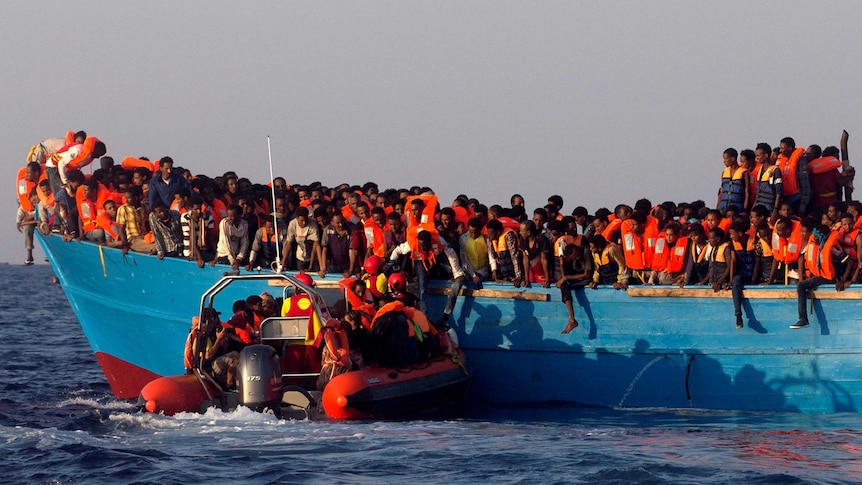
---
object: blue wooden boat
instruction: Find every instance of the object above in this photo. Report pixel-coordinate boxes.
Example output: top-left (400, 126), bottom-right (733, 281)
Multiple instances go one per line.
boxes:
top-left (37, 232), bottom-right (862, 413)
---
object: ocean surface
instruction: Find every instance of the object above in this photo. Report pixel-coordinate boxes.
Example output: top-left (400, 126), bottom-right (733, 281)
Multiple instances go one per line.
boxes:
top-left (1, 265), bottom-right (861, 484)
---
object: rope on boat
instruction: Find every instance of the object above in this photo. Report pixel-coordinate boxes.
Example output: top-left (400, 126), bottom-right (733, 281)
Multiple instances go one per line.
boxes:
top-left (685, 354), bottom-right (695, 401)
top-left (99, 244), bottom-right (107, 277)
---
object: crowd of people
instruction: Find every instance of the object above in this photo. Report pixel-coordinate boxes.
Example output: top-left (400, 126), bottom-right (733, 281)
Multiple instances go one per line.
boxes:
top-left (15, 130), bottom-right (862, 340)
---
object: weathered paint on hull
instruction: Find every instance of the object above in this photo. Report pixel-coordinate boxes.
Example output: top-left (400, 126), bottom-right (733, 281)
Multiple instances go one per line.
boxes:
top-left (38, 233), bottom-right (862, 412)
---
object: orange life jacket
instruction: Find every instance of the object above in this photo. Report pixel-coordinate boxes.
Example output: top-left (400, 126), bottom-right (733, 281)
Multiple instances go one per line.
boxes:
top-left (620, 220), bottom-right (647, 270)
top-left (363, 218), bottom-right (388, 257)
top-left (16, 166), bottom-right (44, 212)
top-left (838, 227), bottom-right (860, 261)
top-left (76, 183), bottom-right (111, 233)
top-left (804, 231), bottom-right (840, 280)
top-left (321, 324), bottom-right (350, 368)
top-left (492, 227), bottom-right (517, 254)
top-left (96, 212), bottom-right (120, 240)
top-left (406, 226), bottom-right (443, 267)
top-left (121, 156), bottom-right (155, 172)
top-left (602, 218), bottom-right (623, 243)
top-left (772, 220), bottom-right (803, 263)
top-left (405, 194), bottom-right (438, 228)
top-left (808, 156), bottom-right (842, 175)
top-left (778, 147), bottom-right (805, 197)
top-left (652, 235), bottom-right (688, 273)
top-left (747, 163), bottom-right (761, 208)
top-left (66, 136), bottom-right (102, 171)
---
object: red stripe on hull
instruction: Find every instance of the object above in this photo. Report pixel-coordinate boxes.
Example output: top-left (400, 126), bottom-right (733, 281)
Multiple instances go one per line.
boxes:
top-left (95, 352), bottom-right (162, 399)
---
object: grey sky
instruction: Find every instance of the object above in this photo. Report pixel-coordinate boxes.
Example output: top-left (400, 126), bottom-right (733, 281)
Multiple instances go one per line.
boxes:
top-left (4, 1), bottom-right (862, 263)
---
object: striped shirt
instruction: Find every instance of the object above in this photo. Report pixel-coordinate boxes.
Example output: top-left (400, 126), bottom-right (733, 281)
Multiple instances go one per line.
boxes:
top-left (149, 210), bottom-right (184, 256)
top-left (181, 210), bottom-right (214, 258)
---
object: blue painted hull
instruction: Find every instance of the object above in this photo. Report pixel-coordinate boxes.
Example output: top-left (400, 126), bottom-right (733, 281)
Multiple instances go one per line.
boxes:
top-left (38, 233), bottom-right (862, 413)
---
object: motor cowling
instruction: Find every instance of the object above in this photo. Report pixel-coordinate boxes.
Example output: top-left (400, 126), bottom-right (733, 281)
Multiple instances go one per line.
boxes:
top-left (236, 344), bottom-right (283, 411)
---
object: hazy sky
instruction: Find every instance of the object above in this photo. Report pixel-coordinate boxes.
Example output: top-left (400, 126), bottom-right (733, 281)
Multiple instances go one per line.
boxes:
top-left (4, 1), bottom-right (862, 263)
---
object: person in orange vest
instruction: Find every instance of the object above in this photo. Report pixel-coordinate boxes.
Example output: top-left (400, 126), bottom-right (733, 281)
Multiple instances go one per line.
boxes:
top-left (15, 188), bottom-right (41, 265)
top-left (806, 145), bottom-right (844, 212)
top-left (778, 137), bottom-right (812, 216)
top-left (389, 228), bottom-right (465, 326)
top-left (647, 221), bottom-right (689, 287)
top-left (16, 162), bottom-right (43, 264)
top-left (76, 178), bottom-right (111, 243)
top-left (790, 225), bottom-right (855, 329)
top-left (96, 199), bottom-right (124, 249)
top-left (765, 215), bottom-right (803, 285)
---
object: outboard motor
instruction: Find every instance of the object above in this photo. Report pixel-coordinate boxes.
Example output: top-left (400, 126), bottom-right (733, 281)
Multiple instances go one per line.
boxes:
top-left (236, 345), bottom-right (283, 412)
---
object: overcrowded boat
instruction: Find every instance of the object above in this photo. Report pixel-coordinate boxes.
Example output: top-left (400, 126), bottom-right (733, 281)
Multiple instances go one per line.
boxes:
top-left (20, 129), bottom-right (862, 415)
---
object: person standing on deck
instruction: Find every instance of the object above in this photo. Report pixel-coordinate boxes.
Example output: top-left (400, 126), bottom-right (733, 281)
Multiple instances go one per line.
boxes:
top-left (717, 148), bottom-right (751, 212)
top-left (753, 142), bottom-right (782, 218)
top-left (216, 204), bottom-right (249, 271)
top-left (777, 137), bottom-right (811, 216)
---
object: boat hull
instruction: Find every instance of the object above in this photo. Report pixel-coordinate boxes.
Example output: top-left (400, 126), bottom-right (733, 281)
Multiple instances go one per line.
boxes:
top-left (38, 233), bottom-right (862, 413)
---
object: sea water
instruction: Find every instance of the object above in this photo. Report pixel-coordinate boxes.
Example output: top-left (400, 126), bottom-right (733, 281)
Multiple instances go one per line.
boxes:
top-left (1, 265), bottom-right (861, 484)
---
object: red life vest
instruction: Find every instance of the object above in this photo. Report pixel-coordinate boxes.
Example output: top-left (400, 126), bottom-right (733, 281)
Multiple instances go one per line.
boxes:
top-left (282, 294), bottom-right (322, 346)
top-left (778, 147), bottom-right (805, 197)
top-left (451, 206), bottom-right (470, 228)
top-left (772, 220), bottom-right (803, 263)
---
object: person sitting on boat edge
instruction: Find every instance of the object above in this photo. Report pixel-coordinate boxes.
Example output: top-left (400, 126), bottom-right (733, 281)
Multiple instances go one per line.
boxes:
top-left (485, 218), bottom-right (525, 288)
top-left (704, 227), bottom-right (731, 291)
top-left (117, 185), bottom-right (157, 255)
top-left (557, 235), bottom-right (593, 334)
top-left (388, 228), bottom-right (466, 329)
top-left (790, 224), bottom-right (855, 329)
top-left (647, 221), bottom-right (689, 287)
top-left (148, 202), bottom-right (184, 260)
top-left (215, 204), bottom-right (249, 270)
top-left (588, 234), bottom-right (630, 290)
top-left (728, 221), bottom-right (756, 328)
top-left (519, 220), bottom-right (553, 288)
top-left (181, 195), bottom-right (217, 267)
top-left (459, 217), bottom-right (490, 290)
